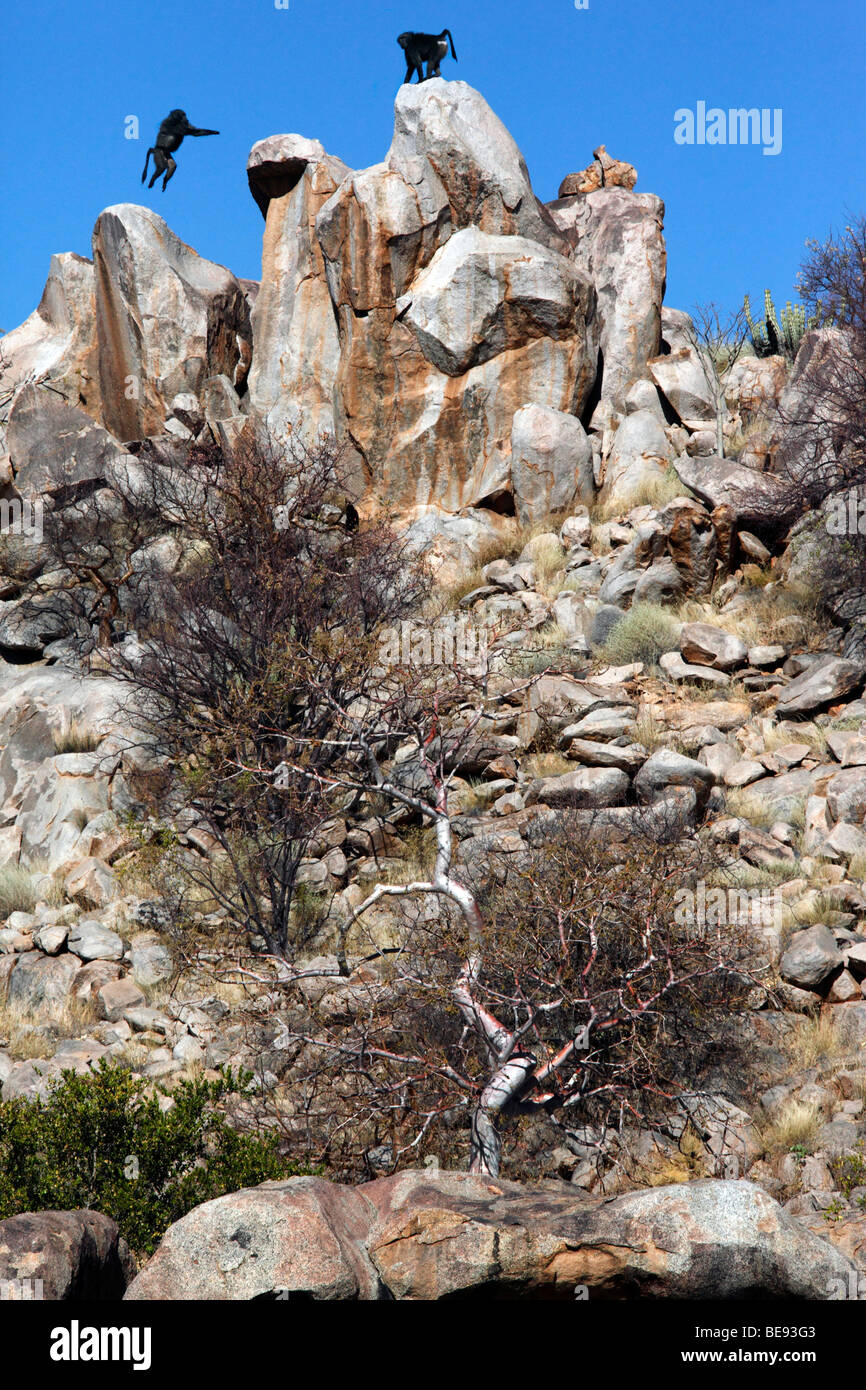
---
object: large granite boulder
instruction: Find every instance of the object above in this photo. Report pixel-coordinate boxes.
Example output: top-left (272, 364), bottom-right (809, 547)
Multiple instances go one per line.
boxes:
top-left (92, 205), bottom-right (252, 441)
top-left (601, 409), bottom-right (672, 502)
top-left (510, 403), bottom-right (595, 523)
top-left (124, 1172), bottom-right (858, 1300)
top-left (387, 80), bottom-right (567, 252)
top-left (673, 453), bottom-right (797, 529)
top-left (725, 354), bottom-right (788, 427)
top-left (549, 189), bottom-right (666, 411)
top-left (0, 1211), bottom-right (135, 1300)
top-left (5, 383), bottom-right (134, 496)
top-left (246, 136), bottom-right (352, 443)
top-left (649, 346), bottom-right (716, 428)
top-left (775, 657), bottom-right (865, 717)
top-left (124, 1177), bottom-right (383, 1300)
top-left (314, 82), bottom-right (597, 517)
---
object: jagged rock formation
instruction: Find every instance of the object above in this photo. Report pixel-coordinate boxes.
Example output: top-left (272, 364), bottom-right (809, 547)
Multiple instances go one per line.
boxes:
top-left (0, 253), bottom-right (100, 422)
top-left (93, 205), bottom-right (252, 442)
top-left (558, 145), bottom-right (639, 197)
top-left (247, 135), bottom-right (352, 443)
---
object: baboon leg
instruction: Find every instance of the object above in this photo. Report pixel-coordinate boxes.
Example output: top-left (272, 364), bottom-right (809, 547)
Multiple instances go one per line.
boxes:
top-left (161, 155), bottom-right (177, 191)
top-left (148, 148), bottom-right (167, 189)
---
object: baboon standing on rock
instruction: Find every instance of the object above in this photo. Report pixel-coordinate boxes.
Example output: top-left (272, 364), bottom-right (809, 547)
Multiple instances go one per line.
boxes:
top-left (397, 29), bottom-right (458, 83)
top-left (141, 110), bottom-right (219, 191)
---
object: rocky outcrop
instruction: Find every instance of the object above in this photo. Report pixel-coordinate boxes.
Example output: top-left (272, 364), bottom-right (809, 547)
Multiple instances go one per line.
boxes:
top-left (0, 1210), bottom-right (135, 1299)
top-left (0, 254), bottom-right (101, 421)
top-left (5, 75), bottom-right (866, 1271)
top-left (558, 145), bottom-right (638, 197)
top-left (308, 81), bottom-right (597, 517)
top-left (246, 136), bottom-right (352, 443)
top-left (124, 1172), bottom-right (858, 1300)
top-left (549, 189), bottom-right (666, 414)
top-left (92, 205), bottom-right (252, 441)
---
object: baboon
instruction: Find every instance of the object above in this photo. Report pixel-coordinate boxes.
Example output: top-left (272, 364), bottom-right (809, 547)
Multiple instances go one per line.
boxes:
top-left (397, 29), bottom-right (457, 84)
top-left (141, 110), bottom-right (219, 191)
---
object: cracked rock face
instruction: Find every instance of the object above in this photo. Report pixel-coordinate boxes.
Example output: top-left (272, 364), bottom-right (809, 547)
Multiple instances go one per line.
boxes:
top-left (92, 204), bottom-right (252, 442)
top-left (123, 1172), bottom-right (859, 1300)
top-left (246, 137), bottom-right (352, 444)
top-left (549, 188), bottom-right (666, 414)
top-left (274, 80), bottom-right (600, 517)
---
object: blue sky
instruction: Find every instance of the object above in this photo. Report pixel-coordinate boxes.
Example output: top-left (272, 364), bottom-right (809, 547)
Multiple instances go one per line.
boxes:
top-left (2, 0), bottom-right (864, 332)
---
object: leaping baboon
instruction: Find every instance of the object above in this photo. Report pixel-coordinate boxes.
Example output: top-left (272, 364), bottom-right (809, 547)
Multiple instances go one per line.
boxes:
top-left (141, 110), bottom-right (219, 191)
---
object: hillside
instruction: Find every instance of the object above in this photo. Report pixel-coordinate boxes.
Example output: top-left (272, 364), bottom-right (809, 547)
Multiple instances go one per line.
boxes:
top-left (0, 79), bottom-right (865, 1302)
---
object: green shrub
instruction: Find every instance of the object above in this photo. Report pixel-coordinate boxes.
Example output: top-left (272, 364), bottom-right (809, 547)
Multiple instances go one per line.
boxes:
top-left (599, 602), bottom-right (681, 666)
top-left (0, 1060), bottom-right (306, 1256)
top-left (829, 1145), bottom-right (866, 1203)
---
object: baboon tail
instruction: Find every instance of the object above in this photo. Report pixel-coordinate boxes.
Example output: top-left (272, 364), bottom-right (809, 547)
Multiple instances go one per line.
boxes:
top-left (141, 149), bottom-right (153, 184)
top-left (444, 29), bottom-right (457, 60)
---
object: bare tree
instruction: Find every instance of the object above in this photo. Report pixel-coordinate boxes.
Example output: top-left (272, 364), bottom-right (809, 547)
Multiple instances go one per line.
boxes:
top-left (686, 303), bottom-right (751, 457)
top-left (228, 687), bottom-right (755, 1180)
top-left (771, 217), bottom-right (866, 635)
top-left (38, 427), bottom-right (429, 958)
top-left (786, 215), bottom-right (866, 498)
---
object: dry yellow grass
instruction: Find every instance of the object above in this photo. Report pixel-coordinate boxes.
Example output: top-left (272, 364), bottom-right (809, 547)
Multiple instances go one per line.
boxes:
top-left (724, 789), bottom-right (779, 830)
top-left (760, 1099), bottom-right (822, 1155)
top-left (700, 582), bottom-right (821, 650)
top-left (590, 466), bottom-right (695, 524)
top-left (51, 719), bottom-right (101, 755)
top-left (0, 995), bottom-right (99, 1059)
top-left (520, 752), bottom-right (574, 779)
top-left (632, 708), bottom-right (685, 755)
top-left (789, 1015), bottom-right (845, 1069)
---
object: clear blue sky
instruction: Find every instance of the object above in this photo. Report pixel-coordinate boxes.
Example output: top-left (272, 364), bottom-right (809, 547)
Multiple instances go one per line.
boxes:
top-left (2, 0), bottom-right (864, 332)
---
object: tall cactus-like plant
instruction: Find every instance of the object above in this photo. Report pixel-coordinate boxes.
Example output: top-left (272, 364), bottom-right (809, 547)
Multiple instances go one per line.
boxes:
top-left (744, 290), bottom-right (822, 361)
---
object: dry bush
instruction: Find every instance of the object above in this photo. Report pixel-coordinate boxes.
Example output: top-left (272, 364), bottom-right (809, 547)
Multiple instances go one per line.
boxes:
top-left (267, 816), bottom-right (758, 1181)
top-left (93, 431), bottom-right (431, 959)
